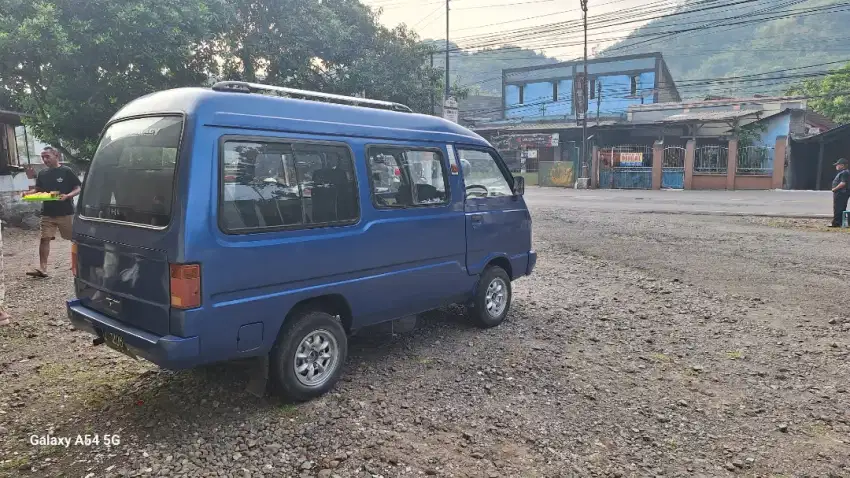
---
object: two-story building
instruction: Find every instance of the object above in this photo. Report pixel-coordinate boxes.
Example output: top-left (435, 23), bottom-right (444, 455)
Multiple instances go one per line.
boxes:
top-left (469, 52), bottom-right (681, 181)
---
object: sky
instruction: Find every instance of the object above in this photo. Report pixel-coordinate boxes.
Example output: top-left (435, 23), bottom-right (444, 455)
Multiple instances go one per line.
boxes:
top-left (361, 0), bottom-right (659, 61)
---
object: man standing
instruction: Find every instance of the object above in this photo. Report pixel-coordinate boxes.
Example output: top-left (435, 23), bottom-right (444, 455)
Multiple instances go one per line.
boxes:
top-left (830, 158), bottom-right (850, 228)
top-left (26, 147), bottom-right (81, 278)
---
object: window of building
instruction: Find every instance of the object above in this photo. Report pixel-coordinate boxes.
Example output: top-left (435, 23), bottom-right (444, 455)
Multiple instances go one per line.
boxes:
top-left (630, 75), bottom-right (640, 96)
top-left (589, 78), bottom-right (597, 99)
top-left (457, 149), bottom-right (513, 199)
top-left (367, 146), bottom-right (448, 208)
top-left (505, 84), bottom-right (522, 106)
top-left (220, 139), bottom-right (358, 233)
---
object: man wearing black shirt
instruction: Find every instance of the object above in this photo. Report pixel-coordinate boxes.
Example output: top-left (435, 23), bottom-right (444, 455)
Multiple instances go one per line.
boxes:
top-left (26, 147), bottom-right (81, 277)
top-left (830, 158), bottom-right (850, 228)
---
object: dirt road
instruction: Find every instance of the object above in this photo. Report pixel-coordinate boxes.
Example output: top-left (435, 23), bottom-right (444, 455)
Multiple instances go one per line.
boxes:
top-left (1, 204), bottom-right (848, 477)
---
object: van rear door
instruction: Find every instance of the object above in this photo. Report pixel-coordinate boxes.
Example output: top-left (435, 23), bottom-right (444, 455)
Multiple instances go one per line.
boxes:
top-left (74, 116), bottom-right (183, 337)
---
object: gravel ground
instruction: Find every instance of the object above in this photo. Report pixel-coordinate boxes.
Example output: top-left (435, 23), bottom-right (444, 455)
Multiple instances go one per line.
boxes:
top-left (1, 207), bottom-right (849, 477)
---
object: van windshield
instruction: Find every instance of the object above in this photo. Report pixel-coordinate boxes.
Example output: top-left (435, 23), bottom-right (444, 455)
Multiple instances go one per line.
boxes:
top-left (79, 116), bottom-right (183, 227)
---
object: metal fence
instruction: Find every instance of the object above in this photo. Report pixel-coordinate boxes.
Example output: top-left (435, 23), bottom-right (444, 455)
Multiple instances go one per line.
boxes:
top-left (599, 144), bottom-right (654, 189)
top-left (737, 146), bottom-right (774, 175)
top-left (694, 145), bottom-right (728, 174)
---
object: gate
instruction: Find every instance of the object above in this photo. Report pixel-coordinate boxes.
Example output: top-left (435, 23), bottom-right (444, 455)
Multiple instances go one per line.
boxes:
top-left (695, 145), bottom-right (729, 174)
top-left (737, 146), bottom-right (774, 175)
top-left (662, 146), bottom-right (685, 189)
top-left (599, 145), bottom-right (653, 189)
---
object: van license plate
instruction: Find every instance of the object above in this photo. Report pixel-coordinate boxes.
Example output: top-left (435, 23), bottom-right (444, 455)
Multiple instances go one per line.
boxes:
top-left (104, 332), bottom-right (137, 360)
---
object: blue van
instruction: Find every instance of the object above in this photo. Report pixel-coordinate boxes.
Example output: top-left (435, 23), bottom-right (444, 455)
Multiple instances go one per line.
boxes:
top-left (67, 82), bottom-right (536, 401)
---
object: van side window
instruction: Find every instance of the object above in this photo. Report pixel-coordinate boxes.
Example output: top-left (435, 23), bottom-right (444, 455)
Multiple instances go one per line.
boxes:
top-left (367, 146), bottom-right (448, 208)
top-left (457, 149), bottom-right (513, 199)
top-left (220, 140), bottom-right (358, 233)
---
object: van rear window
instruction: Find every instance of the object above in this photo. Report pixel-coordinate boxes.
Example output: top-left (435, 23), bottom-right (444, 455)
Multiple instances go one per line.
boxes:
top-left (79, 116), bottom-right (183, 227)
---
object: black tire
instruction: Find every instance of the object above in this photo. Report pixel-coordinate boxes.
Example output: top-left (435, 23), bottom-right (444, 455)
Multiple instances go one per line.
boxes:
top-left (469, 266), bottom-right (512, 328)
top-left (270, 310), bottom-right (348, 402)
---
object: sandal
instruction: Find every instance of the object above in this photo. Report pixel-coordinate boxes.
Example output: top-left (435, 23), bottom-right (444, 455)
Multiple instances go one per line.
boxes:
top-left (26, 269), bottom-right (48, 278)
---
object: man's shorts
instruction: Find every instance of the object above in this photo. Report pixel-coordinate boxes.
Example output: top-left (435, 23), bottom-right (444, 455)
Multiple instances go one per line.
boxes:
top-left (40, 215), bottom-right (73, 240)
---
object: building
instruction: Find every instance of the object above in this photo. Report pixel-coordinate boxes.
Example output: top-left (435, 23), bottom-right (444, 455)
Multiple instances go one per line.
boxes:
top-left (469, 53), bottom-right (842, 190)
top-left (467, 52), bottom-right (681, 182)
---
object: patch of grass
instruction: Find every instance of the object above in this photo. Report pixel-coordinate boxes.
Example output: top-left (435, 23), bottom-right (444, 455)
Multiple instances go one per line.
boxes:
top-left (278, 403), bottom-right (298, 416)
top-left (416, 357), bottom-right (433, 365)
top-left (38, 362), bottom-right (137, 409)
top-left (0, 456), bottom-right (29, 472)
top-left (726, 351), bottom-right (744, 360)
top-left (650, 353), bottom-right (671, 362)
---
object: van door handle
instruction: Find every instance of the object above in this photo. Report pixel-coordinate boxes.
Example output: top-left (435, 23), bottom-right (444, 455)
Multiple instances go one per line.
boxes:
top-left (471, 214), bottom-right (483, 224)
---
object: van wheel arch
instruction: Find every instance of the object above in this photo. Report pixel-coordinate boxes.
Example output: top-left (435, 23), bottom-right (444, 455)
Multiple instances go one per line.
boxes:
top-left (285, 294), bottom-right (354, 334)
top-left (487, 256), bottom-right (513, 280)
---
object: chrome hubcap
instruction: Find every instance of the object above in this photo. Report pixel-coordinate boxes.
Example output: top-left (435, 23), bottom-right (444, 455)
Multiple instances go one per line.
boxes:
top-left (485, 278), bottom-right (508, 318)
top-left (293, 329), bottom-right (338, 387)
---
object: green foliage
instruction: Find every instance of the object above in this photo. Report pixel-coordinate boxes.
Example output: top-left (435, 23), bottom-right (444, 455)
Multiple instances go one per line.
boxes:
top-left (218, 0), bottom-right (441, 113)
top-left (790, 64), bottom-right (850, 124)
top-left (736, 121), bottom-right (768, 148)
top-left (0, 0), bottom-right (444, 162)
top-left (0, 0), bottom-right (228, 161)
top-left (604, 0), bottom-right (850, 100)
top-left (424, 41), bottom-right (559, 96)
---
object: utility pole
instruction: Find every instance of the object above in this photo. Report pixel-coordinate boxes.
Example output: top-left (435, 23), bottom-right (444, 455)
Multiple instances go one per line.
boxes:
top-left (430, 51), bottom-right (436, 115)
top-left (445, 0), bottom-right (451, 100)
top-left (580, 0), bottom-right (589, 178)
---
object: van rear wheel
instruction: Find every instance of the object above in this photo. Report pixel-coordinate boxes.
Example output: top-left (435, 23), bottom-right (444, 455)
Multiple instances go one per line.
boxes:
top-left (469, 266), bottom-right (512, 328)
top-left (270, 310), bottom-right (347, 402)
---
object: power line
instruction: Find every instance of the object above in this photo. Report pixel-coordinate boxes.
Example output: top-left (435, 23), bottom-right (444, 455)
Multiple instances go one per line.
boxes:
top-left (439, 2), bottom-right (850, 55)
top-left (412, 4), bottom-right (445, 29)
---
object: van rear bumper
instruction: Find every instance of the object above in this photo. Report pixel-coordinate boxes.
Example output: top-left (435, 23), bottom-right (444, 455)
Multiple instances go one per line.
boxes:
top-left (67, 300), bottom-right (200, 370)
top-left (526, 250), bottom-right (537, 276)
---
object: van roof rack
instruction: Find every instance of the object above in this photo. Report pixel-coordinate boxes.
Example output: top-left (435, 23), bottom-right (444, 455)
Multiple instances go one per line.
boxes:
top-left (211, 81), bottom-right (414, 113)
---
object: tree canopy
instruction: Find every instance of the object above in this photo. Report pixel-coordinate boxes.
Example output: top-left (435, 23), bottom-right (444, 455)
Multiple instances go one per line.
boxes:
top-left (0, 0), bottom-right (444, 161)
top-left (791, 63), bottom-right (850, 124)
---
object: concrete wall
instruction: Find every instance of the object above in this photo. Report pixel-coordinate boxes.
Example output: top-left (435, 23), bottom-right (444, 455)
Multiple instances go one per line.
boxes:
top-left (755, 111), bottom-right (791, 148)
top-left (735, 175), bottom-right (773, 190)
top-left (692, 174), bottom-right (728, 190)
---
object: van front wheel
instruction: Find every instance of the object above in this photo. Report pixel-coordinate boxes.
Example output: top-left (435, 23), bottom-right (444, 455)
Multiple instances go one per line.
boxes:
top-left (469, 266), bottom-right (512, 328)
top-left (270, 310), bottom-right (347, 402)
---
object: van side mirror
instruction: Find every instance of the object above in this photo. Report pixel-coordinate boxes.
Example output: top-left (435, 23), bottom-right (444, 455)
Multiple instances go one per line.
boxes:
top-left (513, 175), bottom-right (525, 196)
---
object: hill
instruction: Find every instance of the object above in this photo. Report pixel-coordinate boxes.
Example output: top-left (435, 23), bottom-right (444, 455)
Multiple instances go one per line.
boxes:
top-left (422, 40), bottom-right (559, 96)
top-left (601, 0), bottom-right (850, 98)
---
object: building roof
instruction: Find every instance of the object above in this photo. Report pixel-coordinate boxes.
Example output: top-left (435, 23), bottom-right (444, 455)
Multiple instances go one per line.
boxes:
top-left (659, 109), bottom-right (763, 122)
top-left (629, 94), bottom-right (806, 112)
top-left (473, 119), bottom-right (624, 133)
top-left (794, 123), bottom-right (850, 144)
top-left (472, 109), bottom-right (763, 133)
top-left (0, 109), bottom-right (26, 125)
top-left (501, 52), bottom-right (666, 75)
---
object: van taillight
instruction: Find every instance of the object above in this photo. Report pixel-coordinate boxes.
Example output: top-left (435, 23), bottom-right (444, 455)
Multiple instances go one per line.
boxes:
top-left (170, 264), bottom-right (201, 309)
top-left (71, 242), bottom-right (78, 277)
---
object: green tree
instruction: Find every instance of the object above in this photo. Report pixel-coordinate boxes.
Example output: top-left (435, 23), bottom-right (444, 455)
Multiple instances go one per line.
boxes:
top-left (217, 0), bottom-right (442, 113)
top-left (0, 0), bottom-right (228, 161)
top-left (792, 63), bottom-right (850, 124)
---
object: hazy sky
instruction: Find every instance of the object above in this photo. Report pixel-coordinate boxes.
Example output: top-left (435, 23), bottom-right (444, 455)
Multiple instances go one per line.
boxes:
top-left (362, 0), bottom-right (658, 60)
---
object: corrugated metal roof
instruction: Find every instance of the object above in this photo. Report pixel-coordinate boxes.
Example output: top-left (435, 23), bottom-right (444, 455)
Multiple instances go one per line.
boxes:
top-left (794, 123), bottom-right (850, 144)
top-left (473, 120), bottom-right (623, 132)
top-left (659, 109), bottom-right (762, 122)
